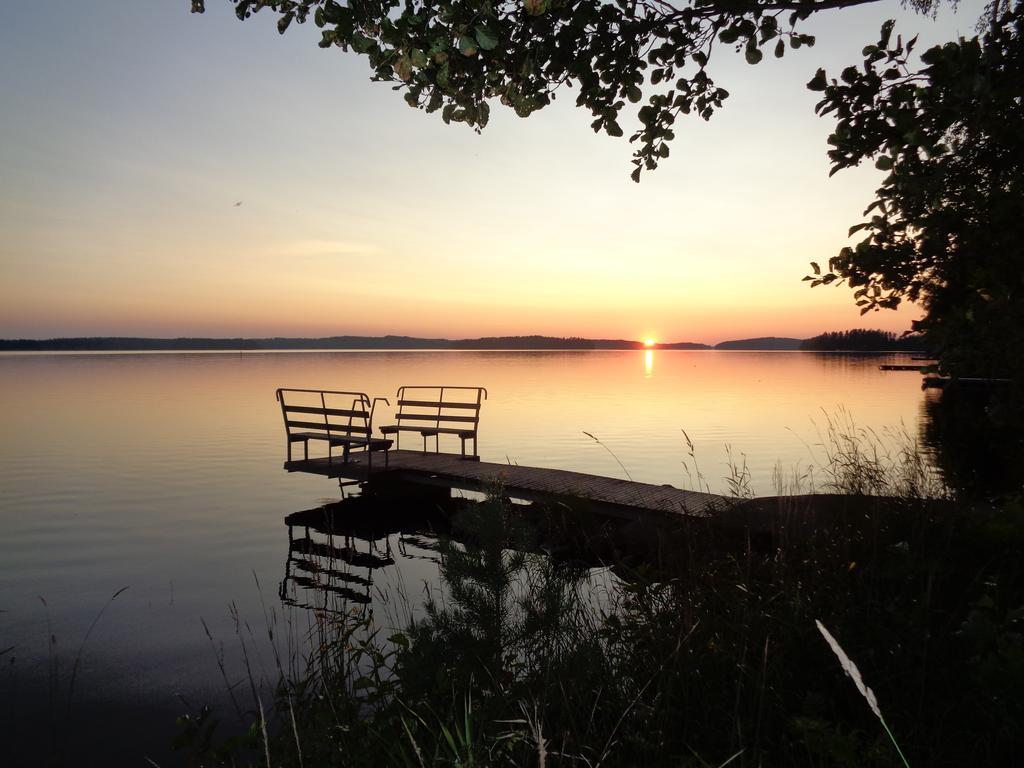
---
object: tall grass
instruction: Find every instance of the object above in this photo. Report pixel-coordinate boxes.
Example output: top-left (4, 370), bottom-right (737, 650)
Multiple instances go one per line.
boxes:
top-left (808, 408), bottom-right (948, 499)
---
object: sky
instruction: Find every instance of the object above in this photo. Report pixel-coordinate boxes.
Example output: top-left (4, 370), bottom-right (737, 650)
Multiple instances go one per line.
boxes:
top-left (0, 0), bottom-right (985, 344)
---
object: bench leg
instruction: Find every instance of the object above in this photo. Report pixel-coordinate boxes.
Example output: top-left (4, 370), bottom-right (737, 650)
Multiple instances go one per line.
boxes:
top-left (287, 441), bottom-right (292, 462)
top-left (304, 440), bottom-right (308, 461)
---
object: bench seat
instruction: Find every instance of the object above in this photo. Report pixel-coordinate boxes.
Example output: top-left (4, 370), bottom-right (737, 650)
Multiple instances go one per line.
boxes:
top-left (379, 386), bottom-right (486, 457)
top-left (291, 432), bottom-right (393, 466)
top-left (290, 432), bottom-right (391, 446)
top-left (380, 425), bottom-right (475, 438)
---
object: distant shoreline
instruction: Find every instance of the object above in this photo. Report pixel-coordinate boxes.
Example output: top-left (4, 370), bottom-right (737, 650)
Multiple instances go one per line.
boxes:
top-left (0, 335), bottom-right (704, 352)
top-left (0, 333), bottom-right (924, 353)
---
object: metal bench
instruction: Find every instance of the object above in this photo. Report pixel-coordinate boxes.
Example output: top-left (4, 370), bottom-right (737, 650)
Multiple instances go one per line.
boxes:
top-left (379, 386), bottom-right (487, 458)
top-left (276, 388), bottom-right (392, 468)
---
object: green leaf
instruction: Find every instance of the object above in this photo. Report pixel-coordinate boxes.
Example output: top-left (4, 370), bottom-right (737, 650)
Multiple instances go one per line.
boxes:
top-left (807, 68), bottom-right (828, 91)
top-left (321, 0), bottom-right (345, 25)
top-left (879, 19), bottom-right (896, 48)
top-left (388, 632), bottom-right (410, 648)
top-left (719, 27), bottom-right (739, 45)
top-left (775, 39), bottom-right (785, 58)
top-left (458, 36), bottom-right (478, 56)
top-left (351, 32), bottom-right (375, 54)
top-left (393, 55), bottom-right (412, 81)
top-left (474, 25), bottom-right (498, 51)
top-left (745, 46), bottom-right (763, 65)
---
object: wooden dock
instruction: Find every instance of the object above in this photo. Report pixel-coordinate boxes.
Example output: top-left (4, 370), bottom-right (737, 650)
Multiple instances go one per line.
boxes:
top-left (284, 450), bottom-right (726, 519)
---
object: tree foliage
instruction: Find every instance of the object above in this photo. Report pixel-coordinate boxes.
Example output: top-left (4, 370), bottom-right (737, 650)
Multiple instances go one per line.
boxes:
top-left (188, 0), bottom-right (914, 181)
top-left (799, 328), bottom-right (925, 350)
top-left (806, 4), bottom-right (1024, 378)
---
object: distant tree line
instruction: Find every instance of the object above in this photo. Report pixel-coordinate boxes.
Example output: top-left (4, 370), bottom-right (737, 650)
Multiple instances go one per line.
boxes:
top-left (2, 332), bottom-right (930, 352)
top-left (450, 335), bottom-right (594, 349)
top-left (0, 335), bottom-right (705, 352)
top-left (714, 337), bottom-right (802, 351)
top-left (800, 329), bottom-right (926, 351)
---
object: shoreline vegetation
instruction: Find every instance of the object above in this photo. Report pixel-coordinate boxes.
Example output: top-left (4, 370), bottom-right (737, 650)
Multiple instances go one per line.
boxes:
top-left (0, 329), bottom-right (926, 353)
top-left (172, 433), bottom-right (1023, 768)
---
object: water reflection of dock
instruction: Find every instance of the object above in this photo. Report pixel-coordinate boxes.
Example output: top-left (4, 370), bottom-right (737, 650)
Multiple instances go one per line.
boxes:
top-left (284, 450), bottom-right (724, 519)
top-left (279, 491), bottom-right (726, 616)
top-left (280, 498), bottom-right (450, 614)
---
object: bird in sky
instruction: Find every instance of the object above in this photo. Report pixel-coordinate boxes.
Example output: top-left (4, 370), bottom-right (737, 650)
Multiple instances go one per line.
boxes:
top-left (233, 201), bottom-right (243, 207)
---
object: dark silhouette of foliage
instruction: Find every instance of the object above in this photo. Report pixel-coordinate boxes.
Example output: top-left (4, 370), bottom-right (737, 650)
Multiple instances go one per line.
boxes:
top-left (178, 492), bottom-right (1024, 767)
top-left (800, 328), bottom-right (925, 351)
top-left (806, 4), bottom-right (1024, 380)
top-left (188, 0), bottom-right (943, 181)
top-left (923, 383), bottom-right (1024, 497)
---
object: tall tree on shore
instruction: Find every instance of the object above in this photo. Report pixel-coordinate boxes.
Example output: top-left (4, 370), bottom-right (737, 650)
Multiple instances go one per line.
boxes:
top-left (806, 3), bottom-right (1024, 379)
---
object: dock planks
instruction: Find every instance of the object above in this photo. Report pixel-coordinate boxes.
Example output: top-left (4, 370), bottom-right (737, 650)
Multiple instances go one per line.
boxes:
top-left (284, 449), bottom-right (725, 518)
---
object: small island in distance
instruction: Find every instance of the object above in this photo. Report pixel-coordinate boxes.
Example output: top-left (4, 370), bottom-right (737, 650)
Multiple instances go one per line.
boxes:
top-left (1, 329), bottom-right (925, 352)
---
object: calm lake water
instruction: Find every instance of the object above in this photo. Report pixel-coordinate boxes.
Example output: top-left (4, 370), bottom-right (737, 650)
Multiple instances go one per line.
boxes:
top-left (0, 350), bottom-right (933, 765)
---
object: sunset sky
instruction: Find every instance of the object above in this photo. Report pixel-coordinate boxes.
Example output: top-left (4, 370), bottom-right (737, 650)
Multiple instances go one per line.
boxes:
top-left (0, 0), bottom-right (984, 344)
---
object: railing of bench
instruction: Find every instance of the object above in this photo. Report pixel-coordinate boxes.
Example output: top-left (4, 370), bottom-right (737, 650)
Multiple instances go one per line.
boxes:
top-left (276, 388), bottom-right (370, 434)
top-left (275, 388), bottom-right (392, 465)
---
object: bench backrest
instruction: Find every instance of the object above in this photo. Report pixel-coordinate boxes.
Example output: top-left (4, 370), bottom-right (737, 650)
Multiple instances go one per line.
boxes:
top-left (276, 388), bottom-right (377, 439)
top-left (392, 385), bottom-right (487, 434)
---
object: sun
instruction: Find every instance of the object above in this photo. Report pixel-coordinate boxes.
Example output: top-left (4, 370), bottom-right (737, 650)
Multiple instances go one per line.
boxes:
top-left (644, 338), bottom-right (656, 348)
